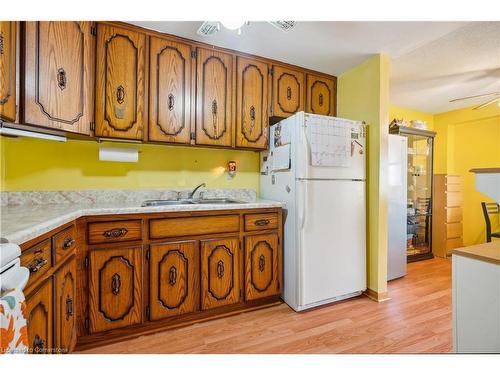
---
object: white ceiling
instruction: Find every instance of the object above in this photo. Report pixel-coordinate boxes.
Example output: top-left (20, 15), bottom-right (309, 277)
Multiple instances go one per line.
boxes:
top-left (130, 21), bottom-right (500, 114)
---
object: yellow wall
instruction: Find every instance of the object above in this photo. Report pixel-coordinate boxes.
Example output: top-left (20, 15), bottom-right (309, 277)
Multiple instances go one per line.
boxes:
top-left (0, 137), bottom-right (260, 192)
top-left (389, 105), bottom-right (434, 130)
top-left (338, 54), bottom-right (390, 296)
top-left (434, 104), bottom-right (500, 246)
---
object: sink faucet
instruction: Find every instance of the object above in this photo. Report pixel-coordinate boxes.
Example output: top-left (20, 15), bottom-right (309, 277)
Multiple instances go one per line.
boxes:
top-left (188, 183), bottom-right (206, 199)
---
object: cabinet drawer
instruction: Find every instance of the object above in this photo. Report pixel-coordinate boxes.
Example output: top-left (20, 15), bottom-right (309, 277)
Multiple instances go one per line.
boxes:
top-left (150, 215), bottom-right (239, 239)
top-left (446, 191), bottom-right (462, 207)
top-left (53, 225), bottom-right (77, 263)
top-left (21, 239), bottom-right (52, 289)
top-left (446, 237), bottom-right (463, 252)
top-left (244, 213), bottom-right (279, 231)
top-left (87, 220), bottom-right (142, 244)
top-left (446, 207), bottom-right (462, 223)
top-left (445, 175), bottom-right (462, 185)
top-left (446, 222), bottom-right (463, 239)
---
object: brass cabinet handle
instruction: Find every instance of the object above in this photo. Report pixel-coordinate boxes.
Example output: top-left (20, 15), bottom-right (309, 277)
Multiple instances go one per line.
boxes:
top-left (57, 68), bottom-right (67, 90)
top-left (27, 257), bottom-right (48, 273)
top-left (254, 219), bottom-right (270, 226)
top-left (211, 99), bottom-right (218, 137)
top-left (169, 266), bottom-right (177, 286)
top-left (116, 85), bottom-right (125, 104)
top-left (65, 295), bottom-right (73, 320)
top-left (103, 228), bottom-right (128, 238)
top-left (32, 334), bottom-right (45, 354)
top-left (249, 105), bottom-right (256, 133)
top-left (286, 86), bottom-right (292, 100)
top-left (62, 238), bottom-right (75, 250)
top-left (258, 254), bottom-right (265, 272)
top-left (111, 273), bottom-right (121, 295)
top-left (168, 93), bottom-right (175, 111)
top-left (319, 93), bottom-right (323, 106)
top-left (216, 260), bottom-right (224, 279)
top-left (0, 32), bottom-right (3, 55)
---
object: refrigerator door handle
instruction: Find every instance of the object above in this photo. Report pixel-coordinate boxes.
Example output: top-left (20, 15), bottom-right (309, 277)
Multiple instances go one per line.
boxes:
top-left (298, 180), bottom-right (307, 230)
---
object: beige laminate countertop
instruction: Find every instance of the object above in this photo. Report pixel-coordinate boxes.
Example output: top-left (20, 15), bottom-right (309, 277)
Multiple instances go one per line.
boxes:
top-left (0, 199), bottom-right (285, 245)
top-left (453, 241), bottom-right (500, 266)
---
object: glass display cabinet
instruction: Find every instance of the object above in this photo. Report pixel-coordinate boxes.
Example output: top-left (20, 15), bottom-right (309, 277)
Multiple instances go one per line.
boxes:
top-left (390, 124), bottom-right (436, 262)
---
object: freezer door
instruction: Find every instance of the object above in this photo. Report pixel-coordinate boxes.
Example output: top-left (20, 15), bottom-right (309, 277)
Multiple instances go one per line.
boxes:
top-left (297, 179), bottom-right (366, 307)
top-left (296, 114), bottom-right (366, 180)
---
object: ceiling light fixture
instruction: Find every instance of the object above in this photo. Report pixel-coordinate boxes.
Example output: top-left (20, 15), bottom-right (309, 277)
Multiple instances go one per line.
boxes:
top-left (219, 20), bottom-right (248, 35)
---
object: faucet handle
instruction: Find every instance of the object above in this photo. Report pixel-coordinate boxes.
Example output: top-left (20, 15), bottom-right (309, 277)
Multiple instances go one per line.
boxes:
top-left (176, 191), bottom-right (182, 200)
top-left (199, 191), bottom-right (205, 199)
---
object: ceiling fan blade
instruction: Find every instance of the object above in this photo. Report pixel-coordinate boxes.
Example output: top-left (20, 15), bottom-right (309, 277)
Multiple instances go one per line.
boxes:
top-left (450, 92), bottom-right (500, 102)
top-left (473, 97), bottom-right (500, 110)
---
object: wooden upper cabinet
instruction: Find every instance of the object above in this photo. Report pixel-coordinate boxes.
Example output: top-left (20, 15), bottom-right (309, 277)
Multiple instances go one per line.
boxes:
top-left (149, 36), bottom-right (192, 144)
top-left (95, 24), bottom-right (146, 140)
top-left (26, 277), bottom-right (53, 354)
top-left (55, 257), bottom-right (77, 353)
top-left (195, 48), bottom-right (234, 147)
top-left (149, 241), bottom-right (199, 321)
top-left (0, 21), bottom-right (17, 122)
top-left (88, 246), bottom-right (142, 333)
top-left (23, 22), bottom-right (94, 134)
top-left (244, 233), bottom-right (280, 301)
top-left (306, 74), bottom-right (336, 116)
top-left (201, 237), bottom-right (240, 310)
top-left (271, 65), bottom-right (304, 118)
top-left (236, 57), bottom-right (269, 149)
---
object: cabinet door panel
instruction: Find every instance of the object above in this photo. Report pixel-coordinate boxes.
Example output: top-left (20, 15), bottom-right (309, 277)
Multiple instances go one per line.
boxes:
top-left (272, 65), bottom-right (304, 118)
top-left (88, 247), bottom-right (142, 333)
top-left (149, 36), bottom-right (192, 143)
top-left (201, 238), bottom-right (240, 310)
top-left (26, 277), bottom-right (53, 354)
top-left (55, 257), bottom-right (76, 353)
top-left (149, 241), bottom-right (198, 320)
top-left (0, 21), bottom-right (17, 122)
top-left (244, 233), bottom-right (280, 301)
top-left (24, 21), bottom-right (93, 134)
top-left (95, 24), bottom-right (146, 140)
top-left (306, 74), bottom-right (335, 116)
top-left (236, 57), bottom-right (269, 149)
top-left (195, 48), bottom-right (233, 147)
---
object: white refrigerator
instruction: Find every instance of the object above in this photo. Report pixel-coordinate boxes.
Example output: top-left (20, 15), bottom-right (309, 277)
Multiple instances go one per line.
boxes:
top-left (260, 112), bottom-right (366, 311)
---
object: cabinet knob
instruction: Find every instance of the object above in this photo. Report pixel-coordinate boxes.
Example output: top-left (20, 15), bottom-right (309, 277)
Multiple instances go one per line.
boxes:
top-left (168, 266), bottom-right (177, 286)
top-left (27, 257), bottom-right (48, 273)
top-left (258, 254), bottom-right (266, 272)
top-left (319, 93), bottom-right (324, 106)
top-left (111, 273), bottom-right (121, 295)
top-left (65, 295), bottom-right (74, 320)
top-left (103, 228), bottom-right (128, 238)
top-left (57, 68), bottom-right (67, 90)
top-left (216, 260), bottom-right (225, 279)
top-left (116, 85), bottom-right (125, 104)
top-left (168, 93), bottom-right (175, 111)
top-left (286, 86), bottom-right (292, 100)
top-left (32, 334), bottom-right (45, 354)
top-left (62, 238), bottom-right (75, 250)
top-left (254, 219), bottom-right (270, 226)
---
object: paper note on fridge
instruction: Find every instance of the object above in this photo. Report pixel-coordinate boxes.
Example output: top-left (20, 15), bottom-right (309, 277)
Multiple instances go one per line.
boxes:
top-left (307, 119), bottom-right (351, 167)
top-left (271, 144), bottom-right (291, 171)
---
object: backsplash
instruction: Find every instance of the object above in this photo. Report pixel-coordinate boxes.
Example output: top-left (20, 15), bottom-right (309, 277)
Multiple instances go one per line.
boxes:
top-left (0, 188), bottom-right (257, 207)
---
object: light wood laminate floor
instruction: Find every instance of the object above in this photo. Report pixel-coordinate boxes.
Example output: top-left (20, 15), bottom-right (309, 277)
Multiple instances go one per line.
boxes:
top-left (81, 257), bottom-right (452, 354)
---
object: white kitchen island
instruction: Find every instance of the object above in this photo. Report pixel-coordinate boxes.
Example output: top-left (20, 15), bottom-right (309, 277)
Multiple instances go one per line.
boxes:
top-left (452, 241), bottom-right (500, 353)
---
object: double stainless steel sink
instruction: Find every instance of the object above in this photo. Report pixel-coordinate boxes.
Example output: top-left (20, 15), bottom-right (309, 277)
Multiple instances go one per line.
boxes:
top-left (141, 198), bottom-right (244, 207)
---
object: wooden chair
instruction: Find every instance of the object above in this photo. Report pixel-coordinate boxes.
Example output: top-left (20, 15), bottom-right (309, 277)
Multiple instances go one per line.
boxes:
top-left (481, 202), bottom-right (500, 242)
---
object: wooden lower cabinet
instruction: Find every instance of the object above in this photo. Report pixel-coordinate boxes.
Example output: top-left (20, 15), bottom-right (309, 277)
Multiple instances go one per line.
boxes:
top-left (149, 241), bottom-right (199, 320)
top-left (200, 237), bottom-right (241, 310)
top-left (244, 233), bottom-right (280, 301)
top-left (26, 277), bottom-right (53, 354)
top-left (88, 246), bottom-right (143, 333)
top-left (55, 257), bottom-right (77, 353)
